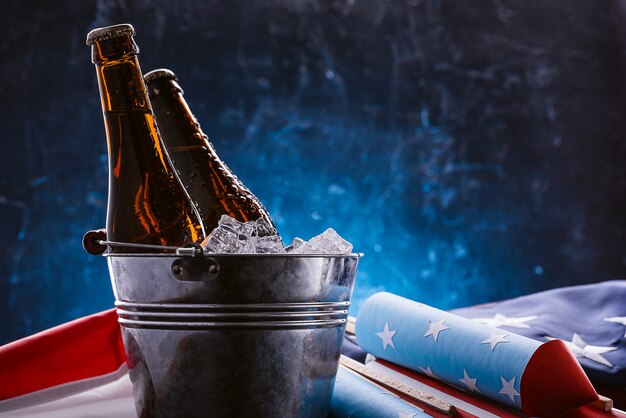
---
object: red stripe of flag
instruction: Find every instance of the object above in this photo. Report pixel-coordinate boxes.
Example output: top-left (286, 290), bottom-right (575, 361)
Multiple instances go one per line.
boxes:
top-left (0, 309), bottom-right (125, 401)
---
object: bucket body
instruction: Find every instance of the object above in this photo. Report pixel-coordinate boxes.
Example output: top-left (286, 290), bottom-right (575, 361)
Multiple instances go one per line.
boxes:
top-left (107, 253), bottom-right (360, 418)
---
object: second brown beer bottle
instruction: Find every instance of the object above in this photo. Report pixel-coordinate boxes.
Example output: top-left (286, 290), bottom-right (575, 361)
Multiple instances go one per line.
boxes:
top-left (87, 25), bottom-right (205, 251)
top-left (144, 69), bottom-right (276, 235)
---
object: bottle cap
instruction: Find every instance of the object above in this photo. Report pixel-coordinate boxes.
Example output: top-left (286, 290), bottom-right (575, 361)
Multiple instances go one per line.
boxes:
top-left (144, 69), bottom-right (178, 85)
top-left (86, 23), bottom-right (135, 45)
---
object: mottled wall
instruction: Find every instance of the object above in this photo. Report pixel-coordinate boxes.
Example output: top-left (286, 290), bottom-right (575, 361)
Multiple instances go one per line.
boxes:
top-left (1, 0), bottom-right (625, 345)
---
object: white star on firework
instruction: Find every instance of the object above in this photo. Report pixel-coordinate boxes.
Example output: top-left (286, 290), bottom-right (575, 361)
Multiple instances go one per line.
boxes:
top-left (459, 369), bottom-right (480, 393)
top-left (604, 317), bottom-right (626, 337)
top-left (376, 322), bottom-right (397, 350)
top-left (499, 376), bottom-right (520, 403)
top-left (419, 366), bottom-right (437, 379)
top-left (481, 333), bottom-right (510, 351)
top-left (424, 319), bottom-right (449, 341)
top-left (472, 313), bottom-right (537, 328)
top-left (546, 333), bottom-right (617, 368)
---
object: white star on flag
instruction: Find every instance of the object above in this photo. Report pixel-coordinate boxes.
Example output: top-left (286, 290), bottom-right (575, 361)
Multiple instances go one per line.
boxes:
top-left (472, 313), bottom-right (537, 328)
top-left (458, 369), bottom-right (480, 392)
top-left (424, 319), bottom-right (449, 341)
top-left (499, 376), bottom-right (520, 403)
top-left (481, 333), bottom-right (510, 351)
top-left (376, 322), bottom-right (397, 350)
top-left (399, 413), bottom-right (417, 418)
top-left (419, 366), bottom-right (437, 379)
top-left (546, 333), bottom-right (617, 368)
top-left (604, 317), bottom-right (626, 337)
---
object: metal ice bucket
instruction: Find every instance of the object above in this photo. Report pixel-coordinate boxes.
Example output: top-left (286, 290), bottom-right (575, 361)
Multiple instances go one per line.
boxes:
top-left (107, 253), bottom-right (361, 418)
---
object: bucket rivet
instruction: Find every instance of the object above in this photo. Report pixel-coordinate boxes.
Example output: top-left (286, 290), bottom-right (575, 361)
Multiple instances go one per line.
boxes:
top-left (208, 263), bottom-right (219, 274)
top-left (171, 264), bottom-right (183, 275)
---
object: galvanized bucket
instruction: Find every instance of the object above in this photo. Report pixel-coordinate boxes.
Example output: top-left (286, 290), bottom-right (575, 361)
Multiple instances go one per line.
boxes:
top-left (107, 253), bottom-right (361, 418)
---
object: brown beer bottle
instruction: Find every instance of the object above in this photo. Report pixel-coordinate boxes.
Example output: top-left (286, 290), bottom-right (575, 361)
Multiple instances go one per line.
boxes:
top-left (144, 69), bottom-right (276, 235)
top-left (87, 25), bottom-right (205, 252)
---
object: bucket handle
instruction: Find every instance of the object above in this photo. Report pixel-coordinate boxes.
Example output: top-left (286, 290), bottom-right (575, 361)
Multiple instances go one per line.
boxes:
top-left (83, 228), bottom-right (205, 256)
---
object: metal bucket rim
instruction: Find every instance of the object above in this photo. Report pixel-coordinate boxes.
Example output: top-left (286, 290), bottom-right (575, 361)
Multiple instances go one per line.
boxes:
top-left (104, 252), bottom-right (363, 259)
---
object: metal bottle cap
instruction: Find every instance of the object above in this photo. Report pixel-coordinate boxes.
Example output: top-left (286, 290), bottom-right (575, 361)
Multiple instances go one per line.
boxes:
top-left (86, 23), bottom-right (135, 45)
top-left (144, 69), bottom-right (178, 85)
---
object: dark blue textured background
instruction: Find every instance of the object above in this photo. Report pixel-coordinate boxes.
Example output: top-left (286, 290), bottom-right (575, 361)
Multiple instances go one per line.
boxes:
top-left (1, 1), bottom-right (625, 345)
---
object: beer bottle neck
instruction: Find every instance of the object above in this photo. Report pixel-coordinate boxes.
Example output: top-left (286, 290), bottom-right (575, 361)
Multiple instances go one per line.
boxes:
top-left (147, 78), bottom-right (197, 127)
top-left (147, 77), bottom-right (207, 147)
top-left (146, 75), bottom-right (184, 99)
top-left (92, 36), bottom-right (150, 113)
top-left (91, 34), bottom-right (138, 63)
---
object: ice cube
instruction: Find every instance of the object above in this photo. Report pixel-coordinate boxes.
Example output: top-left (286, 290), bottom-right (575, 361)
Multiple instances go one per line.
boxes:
top-left (201, 226), bottom-right (242, 253)
top-left (253, 218), bottom-right (275, 237)
top-left (202, 215), bottom-right (284, 253)
top-left (202, 216), bottom-right (352, 255)
top-left (292, 228), bottom-right (353, 254)
top-left (253, 235), bottom-right (285, 253)
top-left (285, 237), bottom-right (306, 252)
top-left (217, 214), bottom-right (255, 239)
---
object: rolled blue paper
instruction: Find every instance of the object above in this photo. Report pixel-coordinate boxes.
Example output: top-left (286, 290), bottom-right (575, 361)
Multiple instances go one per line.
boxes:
top-left (331, 367), bottom-right (431, 417)
top-left (356, 292), bottom-right (542, 408)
